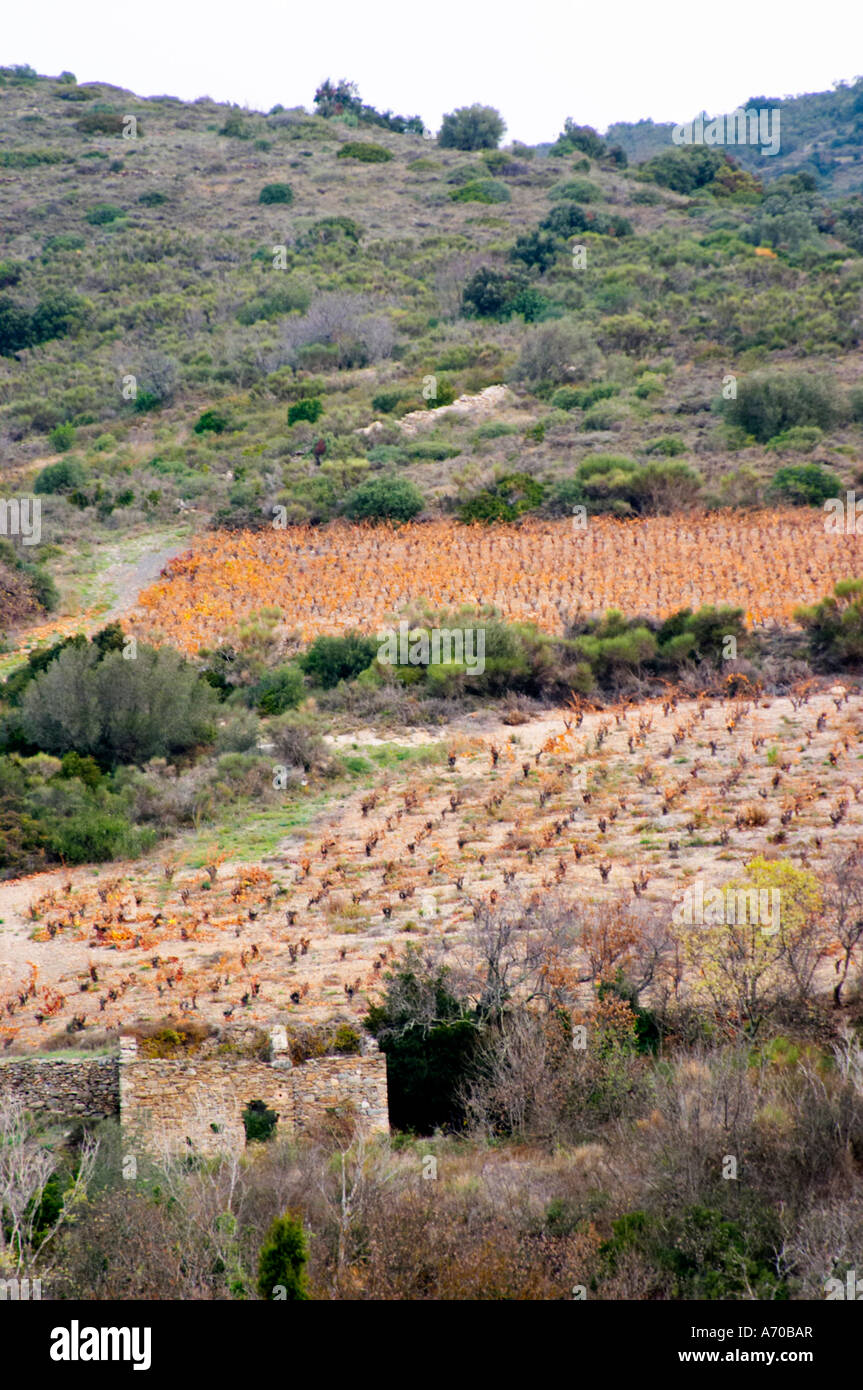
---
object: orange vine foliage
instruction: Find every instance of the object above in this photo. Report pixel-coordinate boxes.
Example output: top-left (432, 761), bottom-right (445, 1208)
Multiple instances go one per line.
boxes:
top-left (132, 512), bottom-right (863, 654)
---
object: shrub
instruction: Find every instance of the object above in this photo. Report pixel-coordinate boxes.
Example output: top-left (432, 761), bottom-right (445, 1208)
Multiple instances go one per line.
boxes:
top-left (252, 663), bottom-right (305, 715)
top-left (644, 436), bottom-right (686, 456)
top-left (301, 632), bottom-right (379, 688)
top-left (256, 1211), bottom-right (309, 1300)
top-left (43, 233), bottom-right (85, 254)
top-left (85, 203), bottom-right (125, 225)
top-left (260, 719), bottom-right (323, 776)
top-left (193, 409), bottom-right (230, 434)
top-left (287, 397), bottom-right (323, 425)
top-left (331, 1024), bottom-right (361, 1054)
top-left (509, 230), bottom-right (558, 274)
top-left (0, 260), bottom-right (23, 288)
top-left (259, 182), bottom-right (293, 203)
top-left (450, 179), bottom-right (510, 204)
top-left (48, 423), bottom-right (76, 452)
top-left (34, 458), bottom-right (87, 494)
top-left (76, 111), bottom-right (135, 135)
top-left (372, 390), bottom-right (408, 415)
top-left (512, 319), bottom-right (601, 388)
top-left (459, 472), bottom-right (545, 523)
top-left (298, 216), bottom-right (363, 246)
top-left (551, 383), bottom-right (618, 411)
top-left (138, 190), bottom-right (167, 206)
top-left (796, 579), bottom-right (863, 667)
top-left (549, 178), bottom-right (602, 202)
top-left (336, 142), bottom-right (392, 162)
top-left (343, 476), bottom-right (424, 522)
top-left (438, 105), bottom-right (505, 151)
top-left (722, 372), bottom-right (842, 442)
top-left (764, 426), bottom-right (823, 452)
top-left (462, 267), bottom-right (525, 319)
top-left (766, 463), bottom-right (842, 506)
top-left (640, 146), bottom-right (728, 194)
top-left (242, 1099), bottom-right (278, 1143)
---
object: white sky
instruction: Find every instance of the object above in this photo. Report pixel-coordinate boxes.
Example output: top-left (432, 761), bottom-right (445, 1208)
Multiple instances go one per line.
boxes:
top-left (3, 0), bottom-right (863, 144)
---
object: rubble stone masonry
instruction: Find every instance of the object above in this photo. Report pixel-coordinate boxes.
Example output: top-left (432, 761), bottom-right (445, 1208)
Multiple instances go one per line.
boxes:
top-left (0, 1042), bottom-right (389, 1157)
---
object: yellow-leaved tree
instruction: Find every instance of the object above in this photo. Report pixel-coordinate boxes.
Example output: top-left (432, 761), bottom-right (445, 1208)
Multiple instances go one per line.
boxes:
top-left (679, 856), bottom-right (824, 1036)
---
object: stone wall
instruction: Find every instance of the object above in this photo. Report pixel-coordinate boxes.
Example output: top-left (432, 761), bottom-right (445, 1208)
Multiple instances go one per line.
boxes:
top-left (121, 1053), bottom-right (389, 1157)
top-left (0, 1045), bottom-right (389, 1158)
top-left (0, 1057), bottom-right (119, 1119)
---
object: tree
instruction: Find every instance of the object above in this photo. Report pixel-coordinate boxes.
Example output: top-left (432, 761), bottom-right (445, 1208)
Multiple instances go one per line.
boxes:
top-left (821, 845), bottom-right (863, 1006)
top-left (257, 1211), bottom-right (309, 1299)
top-left (679, 857), bottom-right (824, 1034)
top-left (438, 104), bottom-right (505, 151)
top-left (0, 1097), bottom-right (98, 1279)
top-left (313, 78), bottom-right (362, 119)
top-left (21, 642), bottom-right (218, 766)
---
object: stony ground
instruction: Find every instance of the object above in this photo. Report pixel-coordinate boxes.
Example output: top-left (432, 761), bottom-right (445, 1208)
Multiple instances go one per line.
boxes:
top-left (2, 684), bottom-right (859, 1049)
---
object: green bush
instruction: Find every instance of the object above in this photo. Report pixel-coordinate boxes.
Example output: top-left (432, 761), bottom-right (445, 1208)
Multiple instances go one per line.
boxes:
top-left (640, 146), bottom-right (728, 194)
top-left (48, 422), bottom-right (76, 452)
top-left (549, 178), bottom-right (602, 202)
top-left (459, 472), bottom-right (545, 523)
top-left (85, 203), bottom-right (125, 225)
top-left (20, 640), bottom-right (217, 766)
top-left (336, 142), bottom-right (392, 162)
top-left (438, 105), bottom-right (505, 151)
top-left (252, 663), bottom-right (305, 715)
top-left (509, 230), bottom-right (558, 274)
top-left (551, 383), bottom-right (619, 411)
top-left (256, 1211), bottom-right (309, 1300)
top-left (259, 182), bottom-right (294, 203)
top-left (287, 397), bottom-right (323, 425)
top-left (343, 477), bottom-right (424, 523)
top-left (0, 260), bottom-right (23, 288)
top-left (721, 372), bottom-right (842, 442)
top-left (371, 390), bottom-right (408, 414)
top-left (34, 458), bottom-right (87, 494)
top-left (76, 111), bottom-right (135, 135)
top-left (193, 409), bottom-right (230, 434)
top-left (450, 179), bottom-right (510, 204)
top-left (300, 632), bottom-right (378, 688)
top-left (462, 267), bottom-right (525, 319)
top-left (43, 233), bottom-right (86, 254)
top-left (644, 436), bottom-right (686, 456)
top-left (767, 463), bottom-right (842, 506)
top-left (138, 190), bottom-right (167, 206)
top-left (242, 1099), bottom-right (278, 1143)
top-left (795, 579), bottom-right (863, 667)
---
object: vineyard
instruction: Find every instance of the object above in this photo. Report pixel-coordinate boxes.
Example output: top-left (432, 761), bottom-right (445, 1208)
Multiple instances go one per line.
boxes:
top-left (132, 511), bottom-right (863, 653)
top-left (2, 683), bottom-right (861, 1049)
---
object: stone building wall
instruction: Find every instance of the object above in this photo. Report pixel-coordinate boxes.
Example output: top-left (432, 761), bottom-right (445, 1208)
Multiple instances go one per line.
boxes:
top-left (0, 1057), bottom-right (119, 1118)
top-left (0, 1044), bottom-right (389, 1158)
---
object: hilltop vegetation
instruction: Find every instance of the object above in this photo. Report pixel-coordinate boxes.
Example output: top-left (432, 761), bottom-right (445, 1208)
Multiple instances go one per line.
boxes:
top-left (1, 63), bottom-right (863, 611)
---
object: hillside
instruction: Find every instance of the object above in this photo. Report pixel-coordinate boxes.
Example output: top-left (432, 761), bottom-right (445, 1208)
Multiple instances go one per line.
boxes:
top-left (607, 77), bottom-right (863, 194)
top-left (2, 62), bottom-right (863, 642)
top-left (3, 63), bottom-right (863, 1308)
